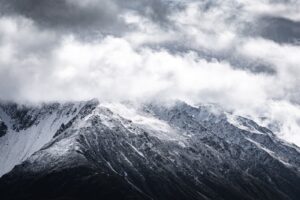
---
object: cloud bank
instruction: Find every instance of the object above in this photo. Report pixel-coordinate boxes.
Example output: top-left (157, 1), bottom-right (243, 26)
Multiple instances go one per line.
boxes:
top-left (0, 0), bottom-right (300, 146)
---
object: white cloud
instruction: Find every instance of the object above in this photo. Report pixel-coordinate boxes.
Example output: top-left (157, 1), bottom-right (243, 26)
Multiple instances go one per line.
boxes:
top-left (0, 0), bottom-right (300, 146)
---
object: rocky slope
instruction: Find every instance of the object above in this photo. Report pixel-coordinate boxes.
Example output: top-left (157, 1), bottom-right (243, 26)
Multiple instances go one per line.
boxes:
top-left (0, 100), bottom-right (299, 200)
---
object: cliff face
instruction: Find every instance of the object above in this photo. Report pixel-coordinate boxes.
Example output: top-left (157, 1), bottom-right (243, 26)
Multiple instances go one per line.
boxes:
top-left (0, 100), bottom-right (299, 200)
top-left (0, 119), bottom-right (7, 137)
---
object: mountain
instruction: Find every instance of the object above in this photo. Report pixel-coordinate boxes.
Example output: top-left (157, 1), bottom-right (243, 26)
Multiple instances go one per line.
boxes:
top-left (0, 100), bottom-right (299, 200)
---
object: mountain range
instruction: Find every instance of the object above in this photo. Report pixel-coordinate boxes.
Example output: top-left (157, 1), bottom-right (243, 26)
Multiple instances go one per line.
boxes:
top-left (0, 99), bottom-right (299, 200)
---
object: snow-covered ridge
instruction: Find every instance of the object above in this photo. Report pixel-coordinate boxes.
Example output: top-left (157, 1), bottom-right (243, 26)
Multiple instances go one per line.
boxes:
top-left (0, 100), bottom-right (300, 199)
top-left (1, 100), bottom-right (300, 177)
top-left (99, 102), bottom-right (185, 141)
top-left (0, 101), bottom-right (88, 177)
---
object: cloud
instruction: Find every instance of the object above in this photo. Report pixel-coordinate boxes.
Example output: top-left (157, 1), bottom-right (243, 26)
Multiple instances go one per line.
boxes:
top-left (0, 0), bottom-right (300, 146)
top-left (0, 0), bottom-right (176, 38)
top-left (0, 0), bottom-right (124, 37)
top-left (251, 16), bottom-right (300, 44)
top-left (242, 0), bottom-right (300, 21)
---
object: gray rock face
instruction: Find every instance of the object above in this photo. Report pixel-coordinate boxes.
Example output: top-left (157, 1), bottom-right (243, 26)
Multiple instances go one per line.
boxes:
top-left (0, 120), bottom-right (7, 137)
top-left (0, 100), bottom-right (299, 200)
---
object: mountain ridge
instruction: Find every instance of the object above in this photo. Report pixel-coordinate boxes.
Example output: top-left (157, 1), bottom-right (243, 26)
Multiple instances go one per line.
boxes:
top-left (0, 99), bottom-right (299, 200)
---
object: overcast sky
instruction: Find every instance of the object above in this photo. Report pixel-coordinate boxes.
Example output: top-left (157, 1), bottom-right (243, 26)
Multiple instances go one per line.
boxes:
top-left (0, 0), bottom-right (300, 145)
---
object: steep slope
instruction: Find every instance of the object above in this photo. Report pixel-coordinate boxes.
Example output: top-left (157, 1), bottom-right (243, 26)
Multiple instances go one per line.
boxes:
top-left (0, 100), bottom-right (93, 176)
top-left (0, 100), bottom-right (299, 200)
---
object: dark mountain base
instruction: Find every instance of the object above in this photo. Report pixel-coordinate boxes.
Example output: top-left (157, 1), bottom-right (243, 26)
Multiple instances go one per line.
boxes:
top-left (1, 164), bottom-right (299, 200)
top-left (0, 166), bottom-right (148, 200)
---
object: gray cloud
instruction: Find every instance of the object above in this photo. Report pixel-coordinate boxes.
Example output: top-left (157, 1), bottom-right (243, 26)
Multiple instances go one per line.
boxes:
top-left (246, 16), bottom-right (300, 44)
top-left (0, 0), bottom-right (176, 38)
top-left (0, 0), bottom-right (124, 36)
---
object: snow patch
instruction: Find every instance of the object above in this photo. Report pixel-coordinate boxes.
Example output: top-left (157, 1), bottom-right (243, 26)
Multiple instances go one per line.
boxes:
top-left (0, 102), bottom-right (84, 177)
top-left (227, 114), bottom-right (264, 134)
top-left (100, 102), bottom-right (185, 141)
top-left (246, 137), bottom-right (292, 167)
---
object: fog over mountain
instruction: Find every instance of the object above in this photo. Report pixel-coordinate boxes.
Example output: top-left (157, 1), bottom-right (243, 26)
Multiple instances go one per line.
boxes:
top-left (1, 1), bottom-right (300, 200)
top-left (0, 0), bottom-right (300, 145)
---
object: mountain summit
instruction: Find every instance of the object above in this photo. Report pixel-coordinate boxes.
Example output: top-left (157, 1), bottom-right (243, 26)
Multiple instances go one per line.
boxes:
top-left (0, 100), bottom-right (299, 200)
